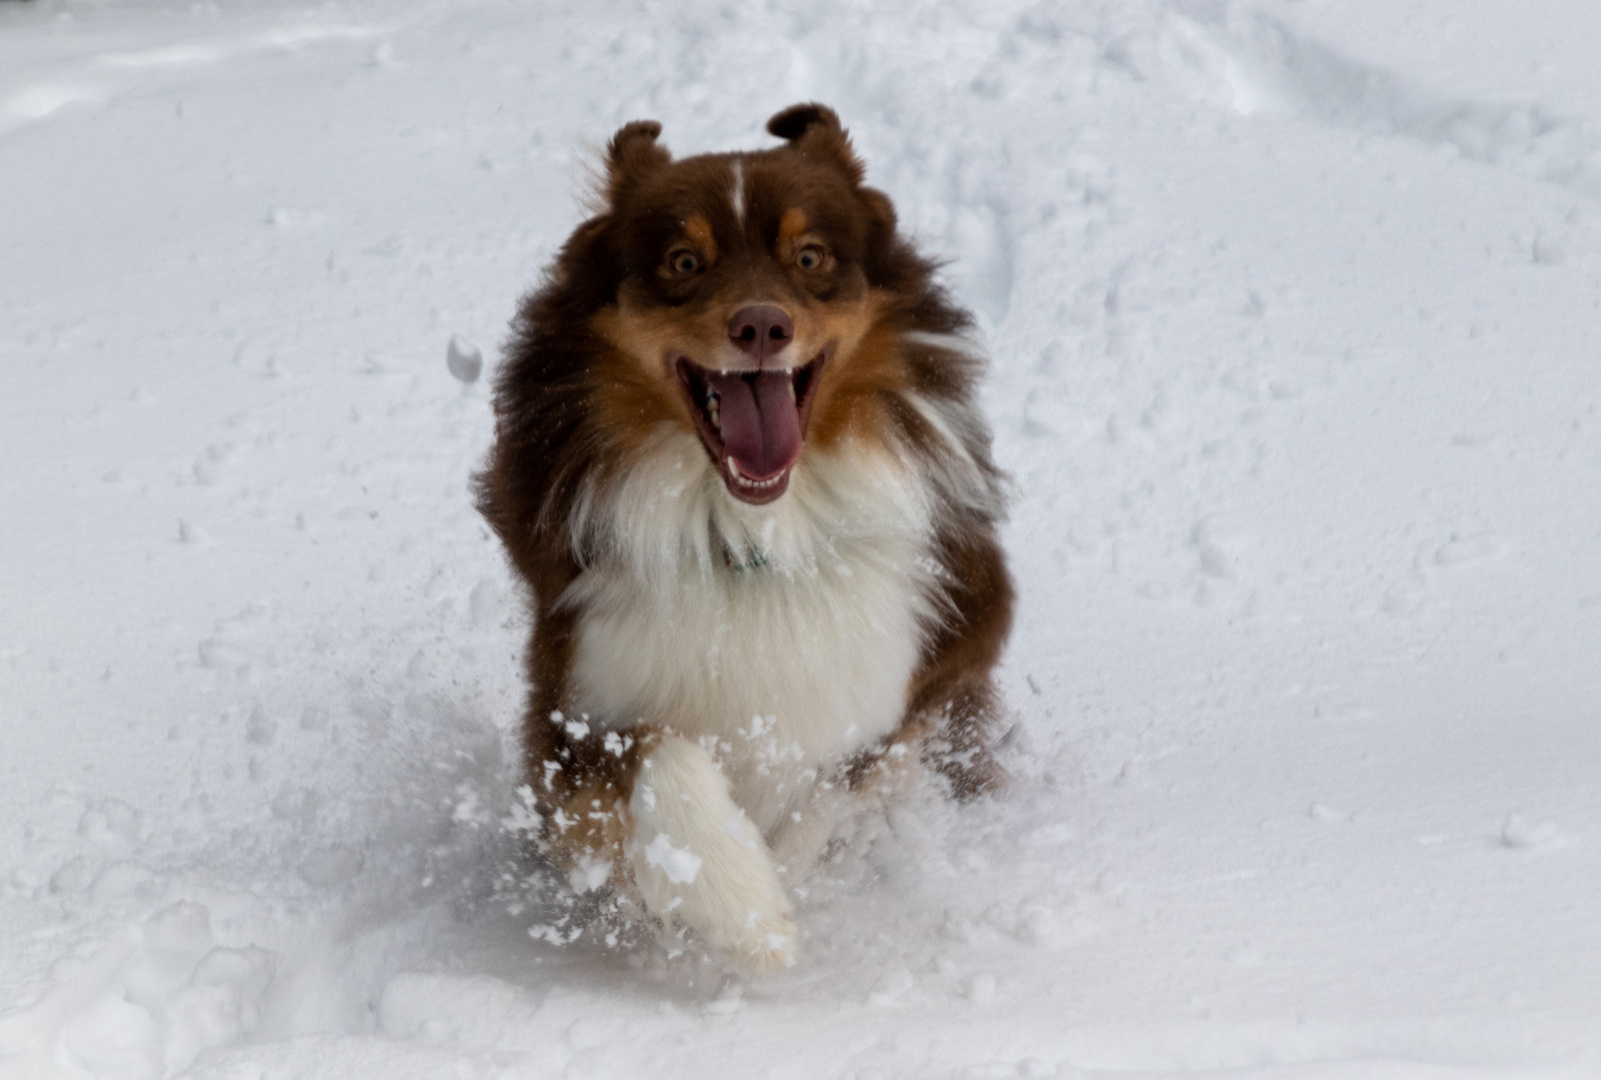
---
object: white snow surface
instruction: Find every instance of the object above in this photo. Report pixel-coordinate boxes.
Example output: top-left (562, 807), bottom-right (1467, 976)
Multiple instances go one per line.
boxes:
top-left (3, 0), bottom-right (1600, 1076)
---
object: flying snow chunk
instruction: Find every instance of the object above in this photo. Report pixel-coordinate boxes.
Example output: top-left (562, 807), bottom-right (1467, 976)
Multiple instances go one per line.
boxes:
top-left (644, 832), bottom-right (702, 884)
top-left (568, 855), bottom-right (613, 894)
top-left (447, 335), bottom-right (482, 383)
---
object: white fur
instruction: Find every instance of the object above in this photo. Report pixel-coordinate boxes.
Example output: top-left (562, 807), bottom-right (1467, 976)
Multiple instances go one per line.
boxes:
top-left (899, 329), bottom-right (985, 358)
top-left (565, 428), bottom-right (939, 832)
top-left (904, 388), bottom-right (998, 513)
top-left (628, 736), bottom-right (795, 969)
top-left (564, 338), bottom-right (999, 965)
top-left (729, 158), bottom-right (745, 224)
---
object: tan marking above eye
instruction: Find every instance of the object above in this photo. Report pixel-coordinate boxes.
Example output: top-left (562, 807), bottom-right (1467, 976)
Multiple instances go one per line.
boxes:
top-left (683, 215), bottom-right (717, 258)
top-left (659, 216), bottom-right (717, 277)
top-left (778, 207), bottom-right (810, 249)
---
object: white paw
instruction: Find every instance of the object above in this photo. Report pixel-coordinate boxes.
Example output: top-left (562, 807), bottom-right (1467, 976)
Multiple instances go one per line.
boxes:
top-left (766, 781), bottom-right (855, 878)
top-left (732, 905), bottom-right (797, 973)
top-left (628, 737), bottom-right (796, 971)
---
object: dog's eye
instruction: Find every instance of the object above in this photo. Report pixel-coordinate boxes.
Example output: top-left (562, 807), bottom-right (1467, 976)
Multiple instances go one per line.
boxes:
top-left (667, 249), bottom-right (701, 275)
top-left (796, 245), bottom-right (826, 271)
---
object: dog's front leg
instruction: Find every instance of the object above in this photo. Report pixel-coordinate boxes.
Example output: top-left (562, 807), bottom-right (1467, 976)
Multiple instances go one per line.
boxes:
top-left (626, 735), bottom-right (797, 971)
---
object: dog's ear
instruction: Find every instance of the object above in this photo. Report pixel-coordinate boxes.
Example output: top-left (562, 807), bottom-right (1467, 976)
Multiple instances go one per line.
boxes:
top-left (604, 119), bottom-right (670, 203)
top-left (861, 187), bottom-right (897, 233)
top-left (859, 186), bottom-right (904, 283)
top-left (551, 215), bottom-right (619, 303)
top-left (766, 103), bottom-right (864, 184)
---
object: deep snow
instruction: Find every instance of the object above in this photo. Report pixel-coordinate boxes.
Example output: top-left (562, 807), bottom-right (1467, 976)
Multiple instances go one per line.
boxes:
top-left (2, 0), bottom-right (1600, 1076)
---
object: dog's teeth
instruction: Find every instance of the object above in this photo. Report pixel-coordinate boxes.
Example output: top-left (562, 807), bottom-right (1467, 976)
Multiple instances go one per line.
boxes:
top-left (786, 378), bottom-right (796, 403)
top-left (705, 390), bottom-right (720, 430)
top-left (725, 459), bottom-right (784, 489)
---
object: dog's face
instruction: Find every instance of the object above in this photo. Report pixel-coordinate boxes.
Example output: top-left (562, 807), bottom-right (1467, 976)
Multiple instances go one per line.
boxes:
top-left (580, 106), bottom-right (908, 506)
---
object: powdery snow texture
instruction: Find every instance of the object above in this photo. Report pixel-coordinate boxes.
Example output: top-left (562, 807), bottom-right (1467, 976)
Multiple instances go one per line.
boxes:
top-left (2, 0), bottom-right (1600, 1077)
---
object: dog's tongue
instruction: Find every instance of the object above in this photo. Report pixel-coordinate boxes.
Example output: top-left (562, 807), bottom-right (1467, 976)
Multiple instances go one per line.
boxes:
top-left (710, 370), bottom-right (801, 480)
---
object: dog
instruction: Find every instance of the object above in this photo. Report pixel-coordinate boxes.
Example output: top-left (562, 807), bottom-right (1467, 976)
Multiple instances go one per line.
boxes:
top-left (475, 104), bottom-right (1013, 971)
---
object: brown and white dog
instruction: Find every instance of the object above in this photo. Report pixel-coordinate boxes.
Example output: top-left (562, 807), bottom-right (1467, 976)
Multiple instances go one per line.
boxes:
top-left (475, 104), bottom-right (1013, 970)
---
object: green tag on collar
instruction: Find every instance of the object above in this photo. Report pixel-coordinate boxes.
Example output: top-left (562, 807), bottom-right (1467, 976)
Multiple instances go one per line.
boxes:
top-left (725, 549), bottom-right (771, 573)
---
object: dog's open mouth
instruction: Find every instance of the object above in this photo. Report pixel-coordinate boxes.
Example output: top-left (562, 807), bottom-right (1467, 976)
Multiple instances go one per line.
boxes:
top-left (674, 351), bottom-right (827, 505)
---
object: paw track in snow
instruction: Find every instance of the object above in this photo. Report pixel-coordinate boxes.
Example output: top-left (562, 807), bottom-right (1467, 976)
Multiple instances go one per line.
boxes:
top-left (1157, 10), bottom-right (1601, 201)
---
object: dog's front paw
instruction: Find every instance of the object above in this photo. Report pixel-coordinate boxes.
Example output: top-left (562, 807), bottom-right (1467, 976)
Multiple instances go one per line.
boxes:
top-left (628, 736), bottom-right (796, 972)
top-left (734, 905), bottom-right (797, 973)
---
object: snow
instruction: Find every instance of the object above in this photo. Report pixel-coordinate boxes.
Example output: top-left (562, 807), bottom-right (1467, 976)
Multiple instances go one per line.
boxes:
top-left (2, 0), bottom-right (1600, 1076)
top-left (642, 835), bottom-right (701, 887)
top-left (445, 336), bottom-right (481, 385)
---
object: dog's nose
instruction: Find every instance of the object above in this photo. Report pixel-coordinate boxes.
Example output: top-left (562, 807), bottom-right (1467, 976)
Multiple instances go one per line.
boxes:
top-left (727, 305), bottom-right (794, 362)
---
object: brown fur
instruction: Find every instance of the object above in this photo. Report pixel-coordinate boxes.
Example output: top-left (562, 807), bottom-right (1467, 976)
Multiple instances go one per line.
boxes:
top-left (476, 104), bottom-right (1013, 907)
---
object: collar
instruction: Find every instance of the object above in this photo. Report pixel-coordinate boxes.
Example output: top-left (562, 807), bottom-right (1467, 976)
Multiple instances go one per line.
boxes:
top-left (723, 548), bottom-right (772, 573)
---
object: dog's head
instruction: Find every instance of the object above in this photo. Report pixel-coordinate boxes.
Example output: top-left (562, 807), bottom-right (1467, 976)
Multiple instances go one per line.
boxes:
top-left (566, 104), bottom-right (929, 506)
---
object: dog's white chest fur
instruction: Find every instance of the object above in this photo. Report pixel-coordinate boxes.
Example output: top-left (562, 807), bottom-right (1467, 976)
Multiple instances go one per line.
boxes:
top-left (563, 433), bottom-right (938, 833)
